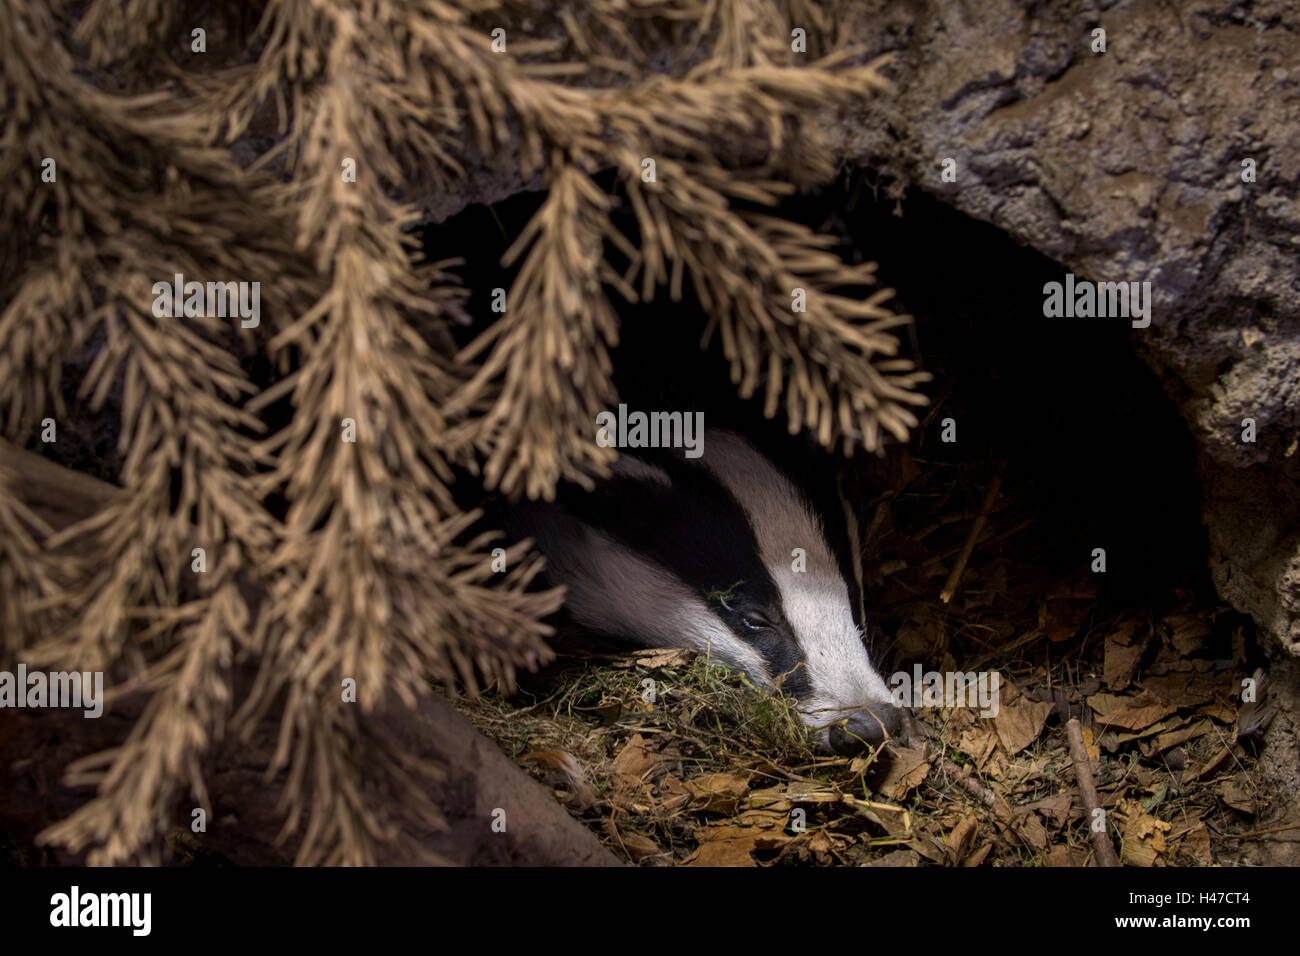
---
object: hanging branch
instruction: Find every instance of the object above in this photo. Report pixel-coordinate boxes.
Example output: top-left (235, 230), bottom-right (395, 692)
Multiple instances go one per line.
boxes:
top-left (0, 0), bottom-right (925, 865)
top-left (451, 164), bottom-right (625, 498)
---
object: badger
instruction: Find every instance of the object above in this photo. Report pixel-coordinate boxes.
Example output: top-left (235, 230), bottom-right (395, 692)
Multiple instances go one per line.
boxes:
top-left (508, 428), bottom-right (902, 753)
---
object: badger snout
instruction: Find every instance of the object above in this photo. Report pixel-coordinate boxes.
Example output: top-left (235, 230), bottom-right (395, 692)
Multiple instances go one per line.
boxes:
top-left (825, 702), bottom-right (903, 754)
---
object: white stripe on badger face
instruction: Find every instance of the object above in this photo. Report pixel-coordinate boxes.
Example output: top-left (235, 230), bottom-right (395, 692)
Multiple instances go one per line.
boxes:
top-left (551, 521), bottom-right (771, 681)
top-left (694, 431), bottom-right (894, 728)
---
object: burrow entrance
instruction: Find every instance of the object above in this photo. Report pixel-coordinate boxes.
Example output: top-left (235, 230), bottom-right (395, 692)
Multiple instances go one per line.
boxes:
top-left (430, 169), bottom-right (1273, 866)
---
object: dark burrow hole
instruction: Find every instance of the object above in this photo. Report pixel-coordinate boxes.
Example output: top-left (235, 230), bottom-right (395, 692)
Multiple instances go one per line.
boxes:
top-left (421, 168), bottom-right (1252, 681)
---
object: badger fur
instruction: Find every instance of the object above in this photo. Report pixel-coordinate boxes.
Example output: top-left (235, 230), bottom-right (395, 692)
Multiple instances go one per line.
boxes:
top-left (508, 428), bottom-right (902, 753)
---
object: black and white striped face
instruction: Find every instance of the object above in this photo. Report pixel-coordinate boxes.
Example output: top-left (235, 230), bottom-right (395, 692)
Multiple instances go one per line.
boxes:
top-left (511, 429), bottom-right (902, 753)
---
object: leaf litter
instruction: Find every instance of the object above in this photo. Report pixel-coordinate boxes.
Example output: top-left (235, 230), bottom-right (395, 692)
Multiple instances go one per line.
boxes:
top-left (458, 450), bottom-right (1275, 867)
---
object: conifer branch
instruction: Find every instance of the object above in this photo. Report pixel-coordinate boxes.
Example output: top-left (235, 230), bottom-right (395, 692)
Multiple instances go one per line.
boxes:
top-left (0, 0), bottom-right (925, 865)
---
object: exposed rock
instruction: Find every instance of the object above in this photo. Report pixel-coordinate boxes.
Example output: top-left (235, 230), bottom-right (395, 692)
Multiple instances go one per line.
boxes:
top-left (828, 0), bottom-right (1300, 655)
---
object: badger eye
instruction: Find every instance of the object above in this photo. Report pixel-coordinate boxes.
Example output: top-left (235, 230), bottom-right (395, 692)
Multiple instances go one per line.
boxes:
top-left (741, 615), bottom-right (771, 631)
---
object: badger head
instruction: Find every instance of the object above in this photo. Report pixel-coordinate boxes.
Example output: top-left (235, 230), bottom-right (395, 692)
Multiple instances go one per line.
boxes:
top-left (686, 431), bottom-right (902, 752)
top-left (516, 429), bottom-right (902, 754)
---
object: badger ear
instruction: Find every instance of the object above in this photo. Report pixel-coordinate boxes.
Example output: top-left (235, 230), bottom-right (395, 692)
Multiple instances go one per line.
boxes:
top-left (836, 470), bottom-right (867, 630)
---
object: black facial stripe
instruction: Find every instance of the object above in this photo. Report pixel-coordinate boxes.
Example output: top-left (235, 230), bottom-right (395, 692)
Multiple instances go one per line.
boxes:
top-left (746, 629), bottom-right (811, 698)
top-left (731, 442), bottom-right (885, 678)
top-left (556, 448), bottom-right (810, 696)
top-left (558, 449), bottom-right (771, 599)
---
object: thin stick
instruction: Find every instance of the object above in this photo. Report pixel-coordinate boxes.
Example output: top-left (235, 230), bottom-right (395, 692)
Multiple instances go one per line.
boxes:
top-left (1217, 822), bottom-right (1300, 839)
top-left (940, 463), bottom-right (1006, 604)
top-left (1066, 717), bottom-right (1120, 867)
top-left (939, 758), bottom-right (996, 807)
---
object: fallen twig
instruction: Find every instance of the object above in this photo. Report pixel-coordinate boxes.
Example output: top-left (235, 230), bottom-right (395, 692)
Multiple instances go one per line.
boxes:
top-left (1216, 821), bottom-right (1300, 840)
top-left (938, 758), bottom-right (996, 808)
top-left (1066, 717), bottom-right (1120, 867)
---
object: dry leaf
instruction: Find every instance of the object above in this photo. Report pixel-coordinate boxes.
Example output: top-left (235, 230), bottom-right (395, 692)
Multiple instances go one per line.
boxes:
top-left (612, 734), bottom-right (656, 792)
top-left (1009, 810), bottom-right (1049, 851)
top-left (1120, 802), bottom-right (1172, 866)
top-left (1024, 794), bottom-right (1073, 828)
top-left (956, 726), bottom-right (999, 767)
top-left (945, 814), bottom-right (979, 863)
top-left (1179, 823), bottom-right (1214, 865)
top-left (876, 746), bottom-right (931, 800)
top-left (1197, 702), bottom-right (1237, 723)
top-left (1162, 614), bottom-right (1212, 655)
top-left (605, 819), bottom-right (663, 861)
top-left (520, 749), bottom-right (598, 808)
top-left (615, 648), bottom-right (695, 669)
top-left (1044, 845), bottom-right (1092, 867)
top-left (686, 770), bottom-right (752, 814)
top-left (993, 694), bottom-right (1053, 755)
top-left (1104, 630), bottom-right (1148, 690)
top-left (1140, 671), bottom-right (1235, 708)
top-left (907, 832), bottom-right (948, 864)
top-left (1089, 693), bottom-right (1177, 732)
top-left (963, 843), bottom-right (992, 867)
top-left (1153, 718), bottom-right (1212, 752)
top-left (1217, 780), bottom-right (1255, 814)
top-left (685, 826), bottom-right (766, 866)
